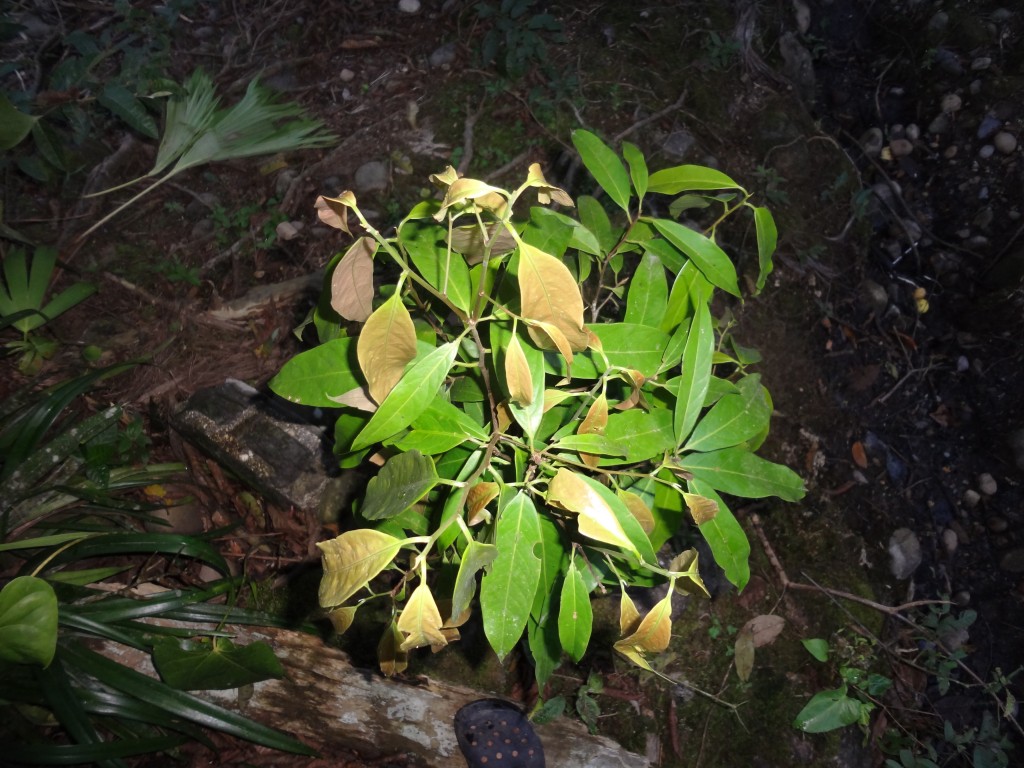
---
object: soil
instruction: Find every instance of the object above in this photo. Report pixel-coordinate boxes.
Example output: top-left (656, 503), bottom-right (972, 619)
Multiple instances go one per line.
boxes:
top-left (3, 1), bottom-right (1023, 766)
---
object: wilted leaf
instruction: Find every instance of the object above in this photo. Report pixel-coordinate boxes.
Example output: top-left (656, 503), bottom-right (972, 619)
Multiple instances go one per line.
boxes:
top-left (682, 492), bottom-right (718, 525)
top-left (331, 236), bottom-right (376, 321)
top-left (615, 589), bottom-right (673, 657)
top-left (734, 630), bottom-right (755, 682)
top-left (558, 558), bottom-right (593, 663)
top-left (447, 222), bottom-right (517, 264)
top-left (315, 192), bottom-right (356, 234)
top-left (328, 385), bottom-right (378, 412)
top-left (851, 441), bottom-right (868, 469)
top-left (619, 590), bottom-right (641, 636)
top-left (527, 319), bottom-right (576, 366)
top-left (435, 177), bottom-right (507, 219)
top-left (360, 450), bottom-right (438, 521)
top-left (358, 293), bottom-right (417, 405)
top-left (617, 490), bottom-right (655, 534)
top-left (505, 333), bottom-right (534, 406)
top-left (317, 529), bottom-right (402, 607)
top-left (547, 469), bottom-right (639, 557)
top-left (742, 614), bottom-right (785, 648)
top-left (525, 162), bottom-right (574, 207)
top-left (152, 637), bottom-right (284, 690)
top-left (327, 605), bottom-right (358, 634)
top-left (466, 481), bottom-right (500, 525)
top-left (397, 582), bottom-right (448, 651)
top-left (667, 548), bottom-right (710, 597)
top-left (578, 394), bottom-right (608, 468)
top-left (517, 241), bottom-right (588, 352)
top-left (378, 621), bottom-right (408, 677)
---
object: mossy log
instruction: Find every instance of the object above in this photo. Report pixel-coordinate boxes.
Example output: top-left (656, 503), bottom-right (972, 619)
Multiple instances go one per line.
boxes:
top-left (93, 624), bottom-right (650, 767)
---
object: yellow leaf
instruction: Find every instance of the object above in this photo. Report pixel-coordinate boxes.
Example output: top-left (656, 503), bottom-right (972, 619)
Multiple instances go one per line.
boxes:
top-left (327, 385), bottom-right (377, 412)
top-left (428, 165), bottom-right (459, 188)
top-left (614, 641), bottom-right (658, 672)
top-left (546, 468), bottom-right (638, 555)
top-left (619, 590), bottom-right (641, 636)
top-left (517, 241), bottom-right (588, 353)
top-left (466, 481), bottom-right (499, 526)
top-left (525, 162), bottom-right (574, 207)
top-left (617, 490), bottom-right (655, 535)
top-left (682, 492), bottom-right (719, 525)
top-left (434, 177), bottom-right (507, 220)
top-left (447, 223), bottom-right (517, 265)
top-left (315, 193), bottom-right (356, 234)
top-left (317, 529), bottom-right (402, 608)
top-left (378, 621), bottom-right (408, 677)
top-left (397, 582), bottom-right (448, 651)
top-left (579, 394), bottom-right (609, 469)
top-left (543, 388), bottom-right (577, 412)
top-left (357, 293), bottom-right (417, 405)
top-left (504, 333), bottom-right (534, 406)
top-left (734, 629), bottom-right (755, 682)
top-left (327, 605), bottom-right (358, 635)
top-left (331, 236), bottom-right (376, 322)
top-left (668, 549), bottom-right (710, 598)
top-left (615, 589), bottom-right (673, 654)
top-left (527, 319), bottom-right (575, 367)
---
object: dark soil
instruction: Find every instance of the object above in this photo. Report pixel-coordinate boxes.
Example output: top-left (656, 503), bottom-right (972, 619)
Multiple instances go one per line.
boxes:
top-left (2, 0), bottom-right (1023, 766)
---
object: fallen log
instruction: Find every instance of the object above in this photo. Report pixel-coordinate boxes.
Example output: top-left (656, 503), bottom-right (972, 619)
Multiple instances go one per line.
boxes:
top-left (94, 624), bottom-right (651, 767)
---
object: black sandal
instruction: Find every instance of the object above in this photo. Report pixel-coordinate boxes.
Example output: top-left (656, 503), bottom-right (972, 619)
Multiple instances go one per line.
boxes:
top-left (454, 699), bottom-right (545, 767)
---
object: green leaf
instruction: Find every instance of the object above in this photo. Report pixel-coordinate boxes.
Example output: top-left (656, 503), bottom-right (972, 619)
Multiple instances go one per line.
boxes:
top-left (552, 432), bottom-right (626, 457)
top-left (622, 141), bottom-right (648, 201)
top-left (98, 82), bottom-right (159, 138)
top-left (650, 471), bottom-right (687, 551)
top-left (0, 92), bottom-right (39, 150)
top-left (576, 195), bottom-right (615, 253)
top-left (351, 341), bottom-right (459, 451)
top-left (450, 540), bottom-right (498, 621)
top-left (571, 129), bottom-right (632, 214)
top-left (531, 514), bottom-right (567, 623)
top-left (684, 374), bottom-right (771, 452)
top-left (661, 261), bottom-right (711, 336)
top-left (480, 492), bottom-right (543, 661)
top-left (402, 220), bottom-right (474, 314)
top-left (802, 638), bottom-right (830, 662)
top-left (679, 447), bottom-right (805, 501)
top-left (625, 251), bottom-right (668, 328)
top-left (152, 637), bottom-right (285, 690)
top-left (5, 736), bottom-right (186, 764)
top-left (558, 557), bottom-right (592, 663)
top-left (752, 205), bottom-right (777, 293)
top-left (360, 450), bottom-right (438, 520)
top-left (61, 642), bottom-right (316, 755)
top-left (649, 218), bottom-right (740, 297)
top-left (390, 398), bottom-right (489, 455)
top-left (528, 614), bottom-right (562, 688)
top-left (647, 165), bottom-right (743, 194)
top-left (688, 480), bottom-right (750, 590)
top-left (0, 576), bottom-right (57, 667)
top-left (601, 408), bottom-right (675, 465)
top-left (546, 323), bottom-right (670, 380)
top-left (673, 298), bottom-right (713, 445)
top-left (794, 686), bottom-right (864, 733)
top-left (268, 338), bottom-right (361, 407)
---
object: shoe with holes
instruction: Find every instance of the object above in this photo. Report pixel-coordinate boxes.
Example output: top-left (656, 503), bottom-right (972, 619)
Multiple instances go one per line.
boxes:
top-left (454, 698), bottom-right (545, 767)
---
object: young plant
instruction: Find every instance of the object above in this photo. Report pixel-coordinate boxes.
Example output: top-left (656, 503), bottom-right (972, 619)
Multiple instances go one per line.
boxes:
top-left (0, 247), bottom-right (96, 374)
top-left (270, 130), bottom-right (803, 684)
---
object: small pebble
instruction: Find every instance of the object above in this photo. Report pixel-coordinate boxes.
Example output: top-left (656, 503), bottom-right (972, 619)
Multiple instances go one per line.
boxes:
top-left (905, 123), bottom-right (920, 141)
top-left (969, 79), bottom-right (983, 96)
top-left (979, 144), bottom-right (995, 159)
top-left (942, 528), bottom-right (959, 554)
top-left (940, 93), bottom-right (962, 113)
top-left (943, 145), bottom-right (958, 159)
top-left (986, 516), bottom-right (1009, 533)
top-left (963, 488), bottom-right (981, 508)
top-left (888, 528), bottom-right (922, 580)
top-left (978, 472), bottom-right (998, 495)
top-left (340, 69), bottom-right (355, 82)
top-left (978, 115), bottom-right (1002, 139)
top-left (890, 138), bottom-right (914, 157)
top-left (929, 114), bottom-right (952, 134)
top-left (397, 0), bottom-right (420, 12)
top-left (957, 355), bottom-right (970, 372)
top-left (971, 57), bottom-right (992, 70)
top-left (994, 131), bottom-right (1018, 154)
top-left (859, 127), bottom-right (884, 157)
top-left (953, 590), bottom-right (971, 607)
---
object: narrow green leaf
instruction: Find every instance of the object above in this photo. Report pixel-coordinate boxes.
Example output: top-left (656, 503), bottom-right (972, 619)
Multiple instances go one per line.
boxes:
top-left (683, 374), bottom-right (771, 453)
top-left (450, 540), bottom-right (498, 622)
top-left (571, 129), bottom-right (632, 214)
top-left (402, 220), bottom-right (473, 313)
top-left (649, 218), bottom-right (739, 297)
top-left (647, 165), bottom-right (743, 194)
top-left (0, 576), bottom-right (58, 667)
top-left (650, 470), bottom-right (687, 550)
top-left (98, 82), bottom-right (159, 138)
top-left (351, 341), bottom-right (459, 451)
top-left (480, 492), bottom-right (542, 661)
top-left (552, 433), bottom-right (626, 457)
top-left (621, 141), bottom-right (648, 201)
top-left (60, 642), bottom-right (316, 755)
top-left (688, 480), bottom-right (750, 590)
top-left (360, 450), bottom-right (438, 520)
top-left (6, 736), bottom-right (185, 764)
top-left (558, 558), bottom-right (592, 663)
top-left (268, 338), bottom-right (361, 407)
top-left (39, 282), bottom-right (97, 325)
top-left (625, 251), bottom-right (668, 328)
top-left (0, 92), bottom-right (39, 150)
top-left (531, 514), bottom-right (567, 623)
top-left (752, 205), bottom-right (777, 292)
top-left (390, 398), bottom-right (489, 455)
top-left (673, 298), bottom-right (713, 446)
top-left (576, 195), bottom-right (615, 252)
top-left (528, 614), bottom-right (562, 688)
top-left (152, 637), bottom-right (285, 690)
top-left (679, 447), bottom-right (806, 501)
top-left (600, 409), bottom-right (675, 465)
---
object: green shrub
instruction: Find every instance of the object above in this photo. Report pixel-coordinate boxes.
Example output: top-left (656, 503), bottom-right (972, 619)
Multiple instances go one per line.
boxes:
top-left (270, 130), bottom-right (804, 683)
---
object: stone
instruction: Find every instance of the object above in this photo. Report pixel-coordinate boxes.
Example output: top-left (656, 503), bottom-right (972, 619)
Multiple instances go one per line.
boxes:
top-left (397, 0), bottom-right (420, 12)
top-left (942, 528), bottom-right (958, 554)
top-left (933, 47), bottom-right (962, 75)
top-left (978, 115), bottom-right (1002, 140)
top-left (905, 123), bottom-right (920, 141)
top-left (888, 528), bottom-right (922, 580)
top-left (354, 160), bottom-right (389, 192)
top-left (971, 57), bottom-right (992, 70)
top-left (940, 93), bottom-right (962, 113)
top-left (999, 547), bottom-right (1024, 573)
top-left (986, 516), bottom-right (1009, 533)
top-left (859, 127), bottom-right (884, 157)
top-left (953, 590), bottom-right (971, 607)
top-left (662, 129), bottom-right (696, 159)
top-left (340, 68), bottom-right (355, 82)
top-left (994, 131), bottom-right (1017, 154)
top-left (928, 114), bottom-right (951, 134)
top-left (978, 472), bottom-right (997, 495)
top-left (429, 42), bottom-right (458, 68)
top-left (190, 218), bottom-right (215, 239)
top-left (889, 138), bottom-right (914, 157)
top-left (979, 145), bottom-right (995, 159)
top-left (172, 379), bottom-right (339, 514)
top-left (275, 221), bottom-right (301, 241)
top-left (275, 168), bottom-right (299, 198)
top-left (859, 280), bottom-right (889, 313)
top-left (185, 192), bottom-right (219, 219)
